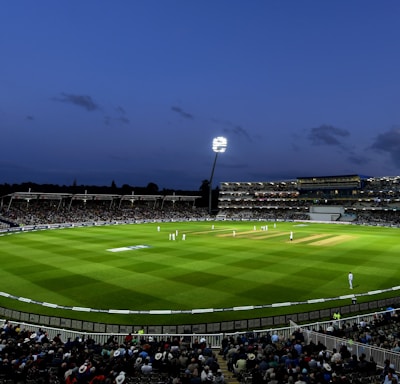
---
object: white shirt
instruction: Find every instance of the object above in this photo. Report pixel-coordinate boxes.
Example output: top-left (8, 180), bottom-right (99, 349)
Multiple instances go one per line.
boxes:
top-left (348, 273), bottom-right (353, 281)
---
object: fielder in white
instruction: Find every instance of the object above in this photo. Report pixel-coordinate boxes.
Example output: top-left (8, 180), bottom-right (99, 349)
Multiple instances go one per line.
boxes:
top-left (348, 272), bottom-right (353, 289)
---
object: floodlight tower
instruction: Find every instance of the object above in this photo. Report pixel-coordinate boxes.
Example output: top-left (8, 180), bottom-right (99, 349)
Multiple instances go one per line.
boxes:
top-left (209, 136), bottom-right (228, 215)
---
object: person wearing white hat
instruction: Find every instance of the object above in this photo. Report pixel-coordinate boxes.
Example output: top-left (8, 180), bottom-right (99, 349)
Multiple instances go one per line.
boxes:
top-left (155, 352), bottom-right (163, 361)
top-left (78, 364), bottom-right (88, 375)
top-left (115, 371), bottom-right (126, 384)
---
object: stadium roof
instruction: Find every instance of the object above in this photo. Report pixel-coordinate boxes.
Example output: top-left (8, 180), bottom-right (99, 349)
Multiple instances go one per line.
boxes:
top-left (1, 192), bottom-right (201, 203)
top-left (297, 174), bottom-right (360, 180)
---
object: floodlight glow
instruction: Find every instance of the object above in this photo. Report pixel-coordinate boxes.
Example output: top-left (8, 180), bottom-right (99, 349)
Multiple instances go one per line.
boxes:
top-left (212, 136), bottom-right (227, 153)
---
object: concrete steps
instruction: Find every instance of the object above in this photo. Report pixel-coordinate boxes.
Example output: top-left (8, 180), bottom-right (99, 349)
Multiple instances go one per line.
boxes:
top-left (216, 351), bottom-right (240, 384)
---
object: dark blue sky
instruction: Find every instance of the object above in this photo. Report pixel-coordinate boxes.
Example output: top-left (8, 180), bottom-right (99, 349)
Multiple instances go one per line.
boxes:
top-left (1, 1), bottom-right (399, 190)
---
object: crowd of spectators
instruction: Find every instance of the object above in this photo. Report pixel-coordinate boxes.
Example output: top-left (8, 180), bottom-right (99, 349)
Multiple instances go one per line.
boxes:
top-left (220, 311), bottom-right (400, 384)
top-left (314, 310), bottom-right (400, 351)
top-left (2, 183), bottom-right (400, 228)
top-left (0, 321), bottom-right (227, 384)
top-left (353, 211), bottom-right (400, 226)
top-left (0, 201), bottom-right (208, 228)
top-left (3, 308), bottom-right (400, 384)
top-left (216, 209), bottom-right (309, 222)
top-left (2, 200), bottom-right (399, 229)
top-left (217, 176), bottom-right (400, 227)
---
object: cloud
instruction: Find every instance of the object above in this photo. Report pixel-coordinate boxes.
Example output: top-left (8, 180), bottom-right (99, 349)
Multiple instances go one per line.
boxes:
top-left (347, 153), bottom-right (370, 166)
top-left (116, 116), bottom-right (130, 124)
top-left (370, 127), bottom-right (400, 167)
top-left (211, 118), bottom-right (252, 141)
top-left (54, 93), bottom-right (100, 111)
top-left (308, 125), bottom-right (350, 146)
top-left (104, 115), bottom-right (130, 126)
top-left (171, 106), bottom-right (194, 119)
top-left (223, 125), bottom-right (251, 141)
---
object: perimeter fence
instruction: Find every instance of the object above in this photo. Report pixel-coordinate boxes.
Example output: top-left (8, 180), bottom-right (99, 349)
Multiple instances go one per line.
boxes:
top-left (1, 296), bottom-right (399, 337)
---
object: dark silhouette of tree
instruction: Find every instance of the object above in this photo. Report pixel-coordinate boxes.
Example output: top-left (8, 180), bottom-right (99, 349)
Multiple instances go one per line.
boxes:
top-left (212, 186), bottom-right (220, 211)
top-left (111, 180), bottom-right (117, 191)
top-left (199, 179), bottom-right (210, 193)
top-left (71, 178), bottom-right (79, 194)
top-left (146, 182), bottom-right (159, 194)
top-left (121, 184), bottom-right (133, 195)
top-left (198, 179), bottom-right (210, 207)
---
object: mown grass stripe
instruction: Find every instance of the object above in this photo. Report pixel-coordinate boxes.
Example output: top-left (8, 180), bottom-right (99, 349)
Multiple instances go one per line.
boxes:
top-left (1, 221), bottom-right (400, 316)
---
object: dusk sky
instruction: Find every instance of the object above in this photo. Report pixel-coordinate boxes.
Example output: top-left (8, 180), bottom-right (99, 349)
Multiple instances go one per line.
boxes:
top-left (1, 1), bottom-right (399, 191)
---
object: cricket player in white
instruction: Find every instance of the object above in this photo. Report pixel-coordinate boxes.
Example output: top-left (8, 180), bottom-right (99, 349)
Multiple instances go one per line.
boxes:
top-left (348, 272), bottom-right (353, 289)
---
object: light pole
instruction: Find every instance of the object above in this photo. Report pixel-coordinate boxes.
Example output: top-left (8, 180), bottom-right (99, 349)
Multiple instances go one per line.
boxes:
top-left (209, 136), bottom-right (227, 214)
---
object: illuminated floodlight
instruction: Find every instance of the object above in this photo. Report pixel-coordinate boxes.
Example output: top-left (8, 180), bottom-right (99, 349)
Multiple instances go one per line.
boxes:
top-left (212, 136), bottom-right (227, 153)
top-left (209, 137), bottom-right (228, 214)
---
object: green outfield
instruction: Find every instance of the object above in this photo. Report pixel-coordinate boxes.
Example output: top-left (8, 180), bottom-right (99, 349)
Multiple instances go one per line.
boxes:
top-left (0, 221), bottom-right (399, 325)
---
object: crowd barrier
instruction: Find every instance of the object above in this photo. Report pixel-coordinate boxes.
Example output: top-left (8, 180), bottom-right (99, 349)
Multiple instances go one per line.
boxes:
top-left (1, 297), bottom-right (399, 336)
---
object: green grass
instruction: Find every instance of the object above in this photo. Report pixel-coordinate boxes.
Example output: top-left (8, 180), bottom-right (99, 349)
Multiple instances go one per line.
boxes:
top-left (1, 221), bottom-right (400, 325)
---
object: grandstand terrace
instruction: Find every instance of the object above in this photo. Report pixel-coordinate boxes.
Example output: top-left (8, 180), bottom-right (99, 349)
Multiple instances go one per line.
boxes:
top-left (0, 191), bottom-right (203, 227)
top-left (217, 175), bottom-right (400, 225)
top-left (1, 175), bottom-right (400, 227)
top-left (297, 174), bottom-right (362, 192)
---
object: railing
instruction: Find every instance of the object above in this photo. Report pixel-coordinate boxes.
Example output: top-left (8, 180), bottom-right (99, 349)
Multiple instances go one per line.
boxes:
top-left (2, 308), bottom-right (398, 352)
top-left (0, 319), bottom-right (224, 349)
top-left (0, 295), bottom-right (398, 335)
top-left (289, 319), bottom-right (400, 370)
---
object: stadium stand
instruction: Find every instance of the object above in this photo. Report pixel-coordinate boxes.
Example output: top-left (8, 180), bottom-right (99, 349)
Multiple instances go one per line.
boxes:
top-left (0, 192), bottom-right (206, 228)
top-left (1, 174), bottom-right (400, 227)
top-left (217, 175), bottom-right (400, 226)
